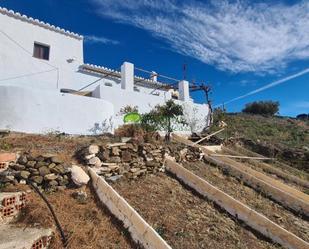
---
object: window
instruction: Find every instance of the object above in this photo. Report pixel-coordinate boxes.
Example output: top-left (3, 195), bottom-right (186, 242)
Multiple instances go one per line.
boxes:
top-left (33, 42), bottom-right (50, 60)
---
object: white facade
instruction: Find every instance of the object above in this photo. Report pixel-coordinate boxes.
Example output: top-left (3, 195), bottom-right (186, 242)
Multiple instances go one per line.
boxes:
top-left (0, 7), bottom-right (210, 135)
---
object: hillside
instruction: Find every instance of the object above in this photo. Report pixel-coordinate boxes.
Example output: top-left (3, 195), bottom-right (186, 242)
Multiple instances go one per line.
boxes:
top-left (211, 113), bottom-right (309, 172)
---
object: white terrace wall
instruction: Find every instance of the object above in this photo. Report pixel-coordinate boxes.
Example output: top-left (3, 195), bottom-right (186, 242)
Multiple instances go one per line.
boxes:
top-left (0, 85), bottom-right (114, 135)
top-left (0, 8), bottom-right (83, 91)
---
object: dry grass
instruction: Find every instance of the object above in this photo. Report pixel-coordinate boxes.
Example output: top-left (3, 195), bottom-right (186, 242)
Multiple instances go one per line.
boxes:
top-left (15, 185), bottom-right (136, 249)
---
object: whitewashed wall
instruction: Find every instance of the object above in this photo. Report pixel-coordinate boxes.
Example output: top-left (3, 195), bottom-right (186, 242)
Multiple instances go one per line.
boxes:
top-left (0, 9), bottom-right (210, 135)
top-left (0, 10), bottom-right (83, 90)
top-left (0, 85), bottom-right (114, 134)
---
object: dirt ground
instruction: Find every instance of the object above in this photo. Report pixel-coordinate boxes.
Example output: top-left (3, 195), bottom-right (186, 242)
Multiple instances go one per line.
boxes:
top-left (0, 132), bottom-right (115, 163)
top-left (181, 161), bottom-right (309, 242)
top-left (11, 184), bottom-right (137, 249)
top-left (112, 173), bottom-right (281, 249)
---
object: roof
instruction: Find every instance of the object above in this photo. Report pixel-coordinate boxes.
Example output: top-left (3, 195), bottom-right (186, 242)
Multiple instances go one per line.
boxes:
top-left (0, 7), bottom-right (83, 40)
top-left (80, 64), bottom-right (176, 90)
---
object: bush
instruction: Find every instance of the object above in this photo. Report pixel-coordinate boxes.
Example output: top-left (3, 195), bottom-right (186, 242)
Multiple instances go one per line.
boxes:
top-left (141, 100), bottom-right (185, 141)
top-left (242, 101), bottom-right (279, 116)
top-left (296, 114), bottom-right (309, 120)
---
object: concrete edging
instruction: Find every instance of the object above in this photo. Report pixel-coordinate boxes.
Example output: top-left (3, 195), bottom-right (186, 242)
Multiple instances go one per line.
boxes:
top-left (165, 158), bottom-right (309, 249)
top-left (225, 146), bottom-right (309, 189)
top-left (88, 168), bottom-right (172, 249)
top-left (171, 134), bottom-right (309, 216)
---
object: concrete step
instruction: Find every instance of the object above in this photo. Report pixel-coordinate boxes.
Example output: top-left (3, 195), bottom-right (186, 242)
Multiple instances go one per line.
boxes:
top-left (0, 225), bottom-right (53, 249)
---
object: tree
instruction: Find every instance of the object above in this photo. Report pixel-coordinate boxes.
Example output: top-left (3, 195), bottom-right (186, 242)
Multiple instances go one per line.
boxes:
top-left (141, 100), bottom-right (185, 141)
top-left (296, 114), bottom-right (309, 121)
top-left (242, 101), bottom-right (279, 116)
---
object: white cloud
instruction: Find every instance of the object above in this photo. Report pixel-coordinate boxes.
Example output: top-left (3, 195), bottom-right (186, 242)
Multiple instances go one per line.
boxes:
top-left (90, 0), bottom-right (309, 73)
top-left (84, 35), bottom-right (119, 45)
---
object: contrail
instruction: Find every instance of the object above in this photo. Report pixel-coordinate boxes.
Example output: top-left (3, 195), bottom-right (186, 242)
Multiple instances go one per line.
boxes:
top-left (214, 67), bottom-right (309, 108)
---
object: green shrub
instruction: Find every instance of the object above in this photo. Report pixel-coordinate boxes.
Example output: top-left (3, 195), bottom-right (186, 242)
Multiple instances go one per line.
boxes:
top-left (242, 101), bottom-right (279, 116)
top-left (141, 100), bottom-right (185, 141)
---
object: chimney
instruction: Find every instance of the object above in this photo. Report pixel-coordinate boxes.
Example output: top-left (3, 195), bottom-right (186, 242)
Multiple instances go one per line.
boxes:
top-left (178, 80), bottom-right (189, 102)
top-left (121, 62), bottom-right (134, 91)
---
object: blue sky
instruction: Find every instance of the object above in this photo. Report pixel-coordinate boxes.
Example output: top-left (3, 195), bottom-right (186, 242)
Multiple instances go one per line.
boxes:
top-left (1, 0), bottom-right (309, 116)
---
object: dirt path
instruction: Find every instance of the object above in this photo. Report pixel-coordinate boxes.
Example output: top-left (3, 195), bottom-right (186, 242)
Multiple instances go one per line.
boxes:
top-left (16, 186), bottom-right (137, 249)
top-left (182, 161), bottom-right (309, 242)
top-left (112, 173), bottom-right (280, 249)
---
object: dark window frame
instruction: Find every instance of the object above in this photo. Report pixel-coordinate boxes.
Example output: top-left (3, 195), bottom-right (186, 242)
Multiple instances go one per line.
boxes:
top-left (33, 42), bottom-right (50, 61)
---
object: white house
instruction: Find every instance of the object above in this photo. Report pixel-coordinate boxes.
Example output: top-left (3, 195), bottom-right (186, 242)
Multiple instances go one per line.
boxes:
top-left (0, 7), bottom-right (210, 135)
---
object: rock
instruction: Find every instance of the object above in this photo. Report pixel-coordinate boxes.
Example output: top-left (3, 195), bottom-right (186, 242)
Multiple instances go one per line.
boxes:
top-left (48, 163), bottom-right (57, 169)
top-left (108, 157), bottom-right (121, 163)
top-left (133, 169), bottom-right (147, 176)
top-left (39, 166), bottom-right (50, 176)
top-left (44, 173), bottom-right (58, 181)
top-left (41, 153), bottom-right (56, 159)
top-left (19, 170), bottom-right (30, 179)
top-left (85, 154), bottom-right (95, 160)
top-left (106, 175), bottom-right (123, 182)
top-left (129, 168), bottom-right (140, 173)
top-left (98, 150), bottom-right (110, 161)
top-left (10, 164), bottom-right (26, 171)
top-left (51, 165), bottom-right (65, 174)
top-left (17, 155), bottom-right (28, 164)
top-left (26, 161), bottom-right (36, 168)
top-left (121, 150), bottom-right (132, 162)
top-left (19, 179), bottom-right (27, 185)
top-left (35, 161), bottom-right (47, 168)
top-left (48, 180), bottom-right (58, 187)
top-left (88, 144), bottom-right (99, 155)
top-left (36, 156), bottom-right (45, 162)
top-left (146, 161), bottom-right (160, 167)
top-left (50, 156), bottom-right (62, 164)
top-left (88, 157), bottom-right (102, 167)
top-left (111, 147), bottom-right (120, 156)
top-left (31, 176), bottom-right (43, 184)
top-left (71, 165), bottom-right (90, 186)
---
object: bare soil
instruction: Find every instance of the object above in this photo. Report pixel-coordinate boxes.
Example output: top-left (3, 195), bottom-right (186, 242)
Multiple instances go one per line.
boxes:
top-left (181, 161), bottom-right (309, 242)
top-left (112, 173), bottom-right (281, 249)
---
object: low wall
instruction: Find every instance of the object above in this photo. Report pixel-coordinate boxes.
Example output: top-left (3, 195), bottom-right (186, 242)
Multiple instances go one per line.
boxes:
top-left (0, 85), bottom-right (114, 135)
top-left (172, 134), bottom-right (309, 216)
top-left (89, 168), bottom-right (172, 249)
top-left (222, 147), bottom-right (309, 189)
top-left (165, 158), bottom-right (309, 249)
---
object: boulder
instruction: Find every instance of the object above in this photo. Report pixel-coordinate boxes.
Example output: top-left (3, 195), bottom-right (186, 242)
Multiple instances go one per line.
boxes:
top-left (71, 165), bottom-right (90, 186)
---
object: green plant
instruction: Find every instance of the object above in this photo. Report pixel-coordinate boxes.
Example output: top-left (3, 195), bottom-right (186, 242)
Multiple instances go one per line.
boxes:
top-left (242, 101), bottom-right (279, 116)
top-left (141, 100), bottom-right (185, 141)
top-left (119, 105), bottom-right (138, 115)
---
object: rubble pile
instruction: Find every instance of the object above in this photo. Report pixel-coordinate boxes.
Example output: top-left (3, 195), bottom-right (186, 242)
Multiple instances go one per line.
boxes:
top-left (167, 143), bottom-right (204, 162)
top-left (81, 142), bottom-right (166, 179)
top-left (0, 153), bottom-right (71, 190)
